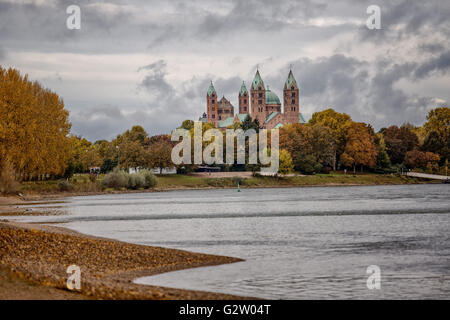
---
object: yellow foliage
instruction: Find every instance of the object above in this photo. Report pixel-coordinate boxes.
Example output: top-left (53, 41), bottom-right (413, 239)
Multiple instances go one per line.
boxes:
top-left (0, 66), bottom-right (71, 180)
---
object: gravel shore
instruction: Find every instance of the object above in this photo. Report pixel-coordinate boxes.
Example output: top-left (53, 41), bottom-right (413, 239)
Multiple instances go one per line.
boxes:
top-left (0, 220), bottom-right (248, 300)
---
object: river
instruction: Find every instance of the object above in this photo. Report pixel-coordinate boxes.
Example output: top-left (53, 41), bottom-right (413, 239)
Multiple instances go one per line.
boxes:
top-left (7, 184), bottom-right (450, 299)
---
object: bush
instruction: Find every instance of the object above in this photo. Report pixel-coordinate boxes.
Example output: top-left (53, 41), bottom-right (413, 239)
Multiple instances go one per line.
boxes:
top-left (88, 173), bottom-right (97, 183)
top-left (128, 173), bottom-right (145, 189)
top-left (58, 179), bottom-right (73, 192)
top-left (139, 169), bottom-right (158, 189)
top-left (102, 168), bottom-right (129, 189)
top-left (101, 169), bottom-right (157, 190)
top-left (231, 176), bottom-right (244, 185)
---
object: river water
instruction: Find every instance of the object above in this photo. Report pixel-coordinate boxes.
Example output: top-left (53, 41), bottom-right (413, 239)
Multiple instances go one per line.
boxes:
top-left (7, 184), bottom-right (450, 299)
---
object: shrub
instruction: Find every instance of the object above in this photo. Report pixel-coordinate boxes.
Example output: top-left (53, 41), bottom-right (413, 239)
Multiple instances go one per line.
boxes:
top-left (102, 168), bottom-right (129, 189)
top-left (128, 173), bottom-right (145, 189)
top-left (88, 173), bottom-right (97, 183)
top-left (58, 179), bottom-right (73, 192)
top-left (231, 176), bottom-right (244, 186)
top-left (139, 169), bottom-right (158, 188)
top-left (101, 169), bottom-right (157, 190)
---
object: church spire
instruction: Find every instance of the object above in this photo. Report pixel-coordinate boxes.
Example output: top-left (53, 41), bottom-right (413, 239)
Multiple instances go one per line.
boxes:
top-left (284, 69), bottom-right (298, 90)
top-left (239, 81), bottom-right (248, 96)
top-left (252, 70), bottom-right (265, 90)
top-left (207, 80), bottom-right (216, 96)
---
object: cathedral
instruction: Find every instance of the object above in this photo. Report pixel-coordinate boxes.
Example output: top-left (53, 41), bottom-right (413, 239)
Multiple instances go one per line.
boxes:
top-left (200, 69), bottom-right (306, 130)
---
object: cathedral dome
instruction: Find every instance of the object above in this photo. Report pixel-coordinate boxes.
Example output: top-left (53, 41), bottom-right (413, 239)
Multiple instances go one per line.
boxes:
top-left (265, 90), bottom-right (281, 105)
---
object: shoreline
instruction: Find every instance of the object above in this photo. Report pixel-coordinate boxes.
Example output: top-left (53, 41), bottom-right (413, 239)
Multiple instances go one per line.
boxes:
top-left (6, 173), bottom-right (443, 202)
top-left (0, 220), bottom-right (251, 300)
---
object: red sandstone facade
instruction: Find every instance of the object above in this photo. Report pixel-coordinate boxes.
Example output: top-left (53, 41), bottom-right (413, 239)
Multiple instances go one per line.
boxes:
top-left (204, 70), bottom-right (305, 129)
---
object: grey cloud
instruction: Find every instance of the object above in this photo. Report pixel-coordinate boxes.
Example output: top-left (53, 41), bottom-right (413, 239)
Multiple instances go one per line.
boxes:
top-left (271, 54), bottom-right (449, 129)
top-left (414, 51), bottom-right (450, 79)
top-left (70, 105), bottom-right (181, 141)
top-left (357, 0), bottom-right (450, 44)
top-left (0, 47), bottom-right (5, 61)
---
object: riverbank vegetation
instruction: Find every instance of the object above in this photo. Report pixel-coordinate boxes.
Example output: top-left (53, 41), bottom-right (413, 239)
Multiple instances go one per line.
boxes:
top-left (1, 66), bottom-right (448, 196)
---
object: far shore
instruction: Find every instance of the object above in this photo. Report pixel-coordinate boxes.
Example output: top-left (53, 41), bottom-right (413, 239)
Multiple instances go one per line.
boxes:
top-left (5, 172), bottom-right (443, 205)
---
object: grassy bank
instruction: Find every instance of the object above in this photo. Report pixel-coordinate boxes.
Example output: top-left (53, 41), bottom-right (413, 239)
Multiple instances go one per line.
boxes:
top-left (11, 172), bottom-right (437, 196)
top-left (156, 172), bottom-right (431, 189)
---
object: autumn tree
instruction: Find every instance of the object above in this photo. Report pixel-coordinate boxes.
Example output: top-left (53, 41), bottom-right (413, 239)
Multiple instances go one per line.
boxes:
top-left (404, 150), bottom-right (440, 172)
top-left (309, 108), bottom-right (352, 169)
top-left (179, 120), bottom-right (194, 130)
top-left (145, 134), bottom-right (174, 170)
top-left (374, 133), bottom-right (391, 169)
top-left (280, 123), bottom-right (335, 174)
top-left (422, 107), bottom-right (449, 163)
top-left (340, 122), bottom-right (377, 173)
top-left (278, 149), bottom-right (294, 174)
top-left (381, 124), bottom-right (419, 164)
top-left (0, 66), bottom-right (71, 180)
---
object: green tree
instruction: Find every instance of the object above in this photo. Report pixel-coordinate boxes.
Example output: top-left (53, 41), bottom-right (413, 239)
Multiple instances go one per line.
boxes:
top-left (309, 108), bottom-right (352, 169)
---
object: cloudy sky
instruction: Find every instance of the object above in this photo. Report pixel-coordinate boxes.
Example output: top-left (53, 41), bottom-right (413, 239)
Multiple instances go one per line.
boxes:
top-left (0, 0), bottom-right (449, 141)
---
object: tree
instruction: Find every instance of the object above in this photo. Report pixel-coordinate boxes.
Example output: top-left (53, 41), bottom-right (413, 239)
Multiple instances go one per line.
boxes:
top-left (374, 133), bottom-right (391, 169)
top-left (145, 134), bottom-right (173, 169)
top-left (240, 114), bottom-right (260, 132)
top-left (422, 107), bottom-right (449, 163)
top-left (340, 122), bottom-right (377, 172)
top-left (278, 149), bottom-right (294, 174)
top-left (0, 66), bottom-right (71, 180)
top-left (280, 123), bottom-right (335, 174)
top-left (381, 125), bottom-right (419, 164)
top-left (404, 150), bottom-right (440, 171)
top-left (179, 120), bottom-right (194, 130)
top-left (118, 140), bottom-right (147, 169)
top-left (309, 108), bottom-right (352, 169)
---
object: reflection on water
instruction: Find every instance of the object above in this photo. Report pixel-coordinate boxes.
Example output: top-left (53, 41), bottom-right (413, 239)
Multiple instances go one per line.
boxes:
top-left (7, 184), bottom-right (450, 299)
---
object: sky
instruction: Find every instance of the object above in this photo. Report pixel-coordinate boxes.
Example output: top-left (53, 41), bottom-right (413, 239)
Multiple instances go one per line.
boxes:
top-left (0, 0), bottom-right (449, 141)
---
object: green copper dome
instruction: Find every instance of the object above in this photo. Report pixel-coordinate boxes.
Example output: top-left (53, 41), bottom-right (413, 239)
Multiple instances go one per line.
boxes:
top-left (265, 90), bottom-right (281, 105)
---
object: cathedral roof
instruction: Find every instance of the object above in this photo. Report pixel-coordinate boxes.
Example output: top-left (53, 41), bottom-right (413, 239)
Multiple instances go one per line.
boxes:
top-left (207, 81), bottom-right (216, 96)
top-left (252, 70), bottom-right (265, 90)
top-left (284, 70), bottom-right (298, 90)
top-left (265, 111), bottom-right (279, 123)
top-left (265, 89), bottom-right (281, 105)
top-left (239, 81), bottom-right (248, 96)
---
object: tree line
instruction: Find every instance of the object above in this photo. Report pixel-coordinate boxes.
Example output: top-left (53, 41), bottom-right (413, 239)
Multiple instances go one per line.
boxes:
top-left (1, 66), bottom-right (448, 185)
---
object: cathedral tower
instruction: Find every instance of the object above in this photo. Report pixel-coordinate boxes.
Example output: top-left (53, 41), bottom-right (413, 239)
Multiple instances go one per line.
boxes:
top-left (250, 70), bottom-right (266, 126)
top-left (238, 81), bottom-right (249, 114)
top-left (283, 69), bottom-right (299, 124)
top-left (206, 81), bottom-right (218, 126)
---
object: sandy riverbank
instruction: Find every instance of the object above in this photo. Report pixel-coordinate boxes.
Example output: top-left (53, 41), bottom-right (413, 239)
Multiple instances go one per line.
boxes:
top-left (0, 220), bottom-right (248, 300)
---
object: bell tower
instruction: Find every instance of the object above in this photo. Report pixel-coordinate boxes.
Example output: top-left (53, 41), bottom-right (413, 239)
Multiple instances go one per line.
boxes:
top-left (206, 81), bottom-right (218, 126)
top-left (238, 81), bottom-right (249, 114)
top-left (283, 69), bottom-right (299, 124)
top-left (250, 70), bottom-right (266, 126)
